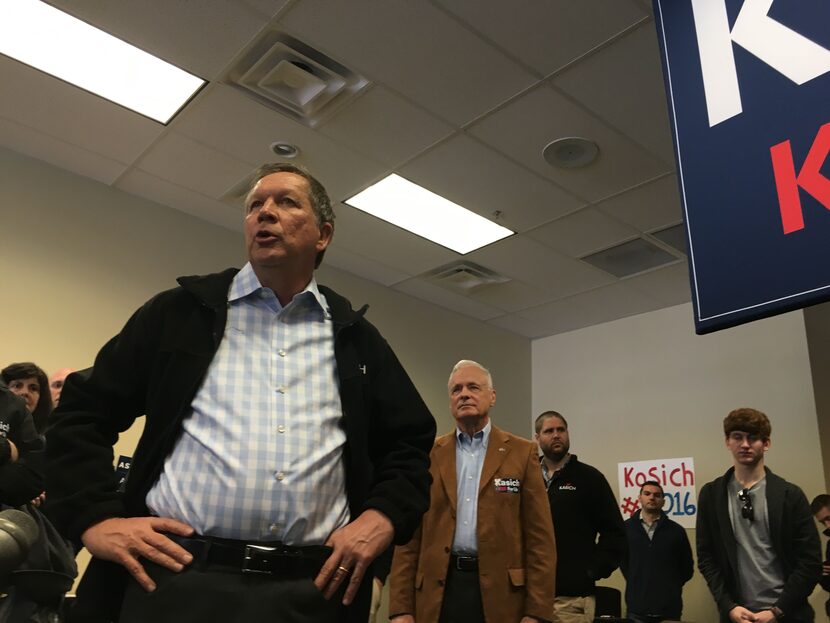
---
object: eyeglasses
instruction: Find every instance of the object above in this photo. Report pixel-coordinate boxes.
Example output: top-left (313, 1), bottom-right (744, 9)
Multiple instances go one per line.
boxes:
top-left (738, 488), bottom-right (754, 521)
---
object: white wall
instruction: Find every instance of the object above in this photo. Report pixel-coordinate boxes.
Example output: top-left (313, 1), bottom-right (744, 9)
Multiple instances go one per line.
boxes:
top-left (533, 302), bottom-right (828, 622)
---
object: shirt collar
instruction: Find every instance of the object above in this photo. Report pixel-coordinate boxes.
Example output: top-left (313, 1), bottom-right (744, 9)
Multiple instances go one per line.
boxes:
top-left (229, 263), bottom-right (329, 316)
top-left (456, 418), bottom-right (492, 447)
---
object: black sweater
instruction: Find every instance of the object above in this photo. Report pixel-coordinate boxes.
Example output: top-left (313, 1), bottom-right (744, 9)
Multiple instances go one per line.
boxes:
top-left (621, 510), bottom-right (693, 617)
top-left (545, 454), bottom-right (626, 597)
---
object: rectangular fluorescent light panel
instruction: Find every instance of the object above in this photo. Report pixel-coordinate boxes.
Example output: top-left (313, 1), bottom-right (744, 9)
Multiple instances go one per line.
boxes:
top-left (345, 174), bottom-right (513, 254)
top-left (0, 0), bottom-right (205, 124)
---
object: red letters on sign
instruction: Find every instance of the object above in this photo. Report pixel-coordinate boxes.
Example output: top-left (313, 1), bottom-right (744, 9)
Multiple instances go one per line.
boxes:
top-left (622, 463), bottom-right (694, 488)
top-left (770, 121), bottom-right (830, 234)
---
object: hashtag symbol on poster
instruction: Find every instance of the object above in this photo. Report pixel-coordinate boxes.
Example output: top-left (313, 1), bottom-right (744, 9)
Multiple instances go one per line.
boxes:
top-left (621, 497), bottom-right (639, 517)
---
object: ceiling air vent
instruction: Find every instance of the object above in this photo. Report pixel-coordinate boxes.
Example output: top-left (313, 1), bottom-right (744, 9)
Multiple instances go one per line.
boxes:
top-left (650, 223), bottom-right (688, 256)
top-left (224, 31), bottom-right (370, 127)
top-left (581, 237), bottom-right (679, 278)
top-left (427, 262), bottom-right (510, 292)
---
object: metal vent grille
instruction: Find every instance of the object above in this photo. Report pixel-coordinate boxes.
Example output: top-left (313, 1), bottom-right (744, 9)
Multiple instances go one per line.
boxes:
top-left (224, 31), bottom-right (370, 127)
top-left (651, 223), bottom-right (688, 255)
top-left (426, 262), bottom-right (510, 292)
top-left (581, 238), bottom-right (679, 278)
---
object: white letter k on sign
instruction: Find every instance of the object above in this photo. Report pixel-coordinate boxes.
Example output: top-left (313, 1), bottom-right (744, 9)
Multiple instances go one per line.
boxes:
top-left (691, 0), bottom-right (830, 127)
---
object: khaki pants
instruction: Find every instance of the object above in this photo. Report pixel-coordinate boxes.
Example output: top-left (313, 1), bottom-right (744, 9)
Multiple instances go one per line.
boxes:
top-left (368, 578), bottom-right (382, 623)
top-left (552, 595), bottom-right (596, 623)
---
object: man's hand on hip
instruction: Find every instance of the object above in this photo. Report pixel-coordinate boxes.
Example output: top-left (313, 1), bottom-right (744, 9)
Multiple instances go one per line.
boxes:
top-left (81, 516), bottom-right (195, 592)
top-left (390, 616), bottom-right (415, 623)
top-left (315, 508), bottom-right (394, 605)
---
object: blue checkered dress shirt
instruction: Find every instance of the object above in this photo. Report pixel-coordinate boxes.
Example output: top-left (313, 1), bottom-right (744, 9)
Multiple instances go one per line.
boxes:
top-left (146, 263), bottom-right (349, 544)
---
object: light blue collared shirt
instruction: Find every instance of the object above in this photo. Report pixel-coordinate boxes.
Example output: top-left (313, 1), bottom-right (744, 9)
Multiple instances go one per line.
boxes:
top-left (146, 263), bottom-right (349, 544)
top-left (452, 419), bottom-right (491, 554)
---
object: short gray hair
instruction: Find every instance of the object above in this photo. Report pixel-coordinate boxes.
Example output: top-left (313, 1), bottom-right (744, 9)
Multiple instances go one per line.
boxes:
top-left (448, 360), bottom-right (493, 388)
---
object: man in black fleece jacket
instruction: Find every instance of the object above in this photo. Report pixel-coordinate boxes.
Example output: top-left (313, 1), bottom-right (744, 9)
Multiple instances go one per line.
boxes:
top-left (535, 410), bottom-right (626, 623)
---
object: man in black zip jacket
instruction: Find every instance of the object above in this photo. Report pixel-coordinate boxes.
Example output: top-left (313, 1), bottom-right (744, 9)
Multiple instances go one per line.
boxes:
top-left (535, 410), bottom-right (626, 622)
top-left (697, 408), bottom-right (820, 623)
top-left (621, 480), bottom-right (693, 622)
top-left (45, 163), bottom-right (436, 623)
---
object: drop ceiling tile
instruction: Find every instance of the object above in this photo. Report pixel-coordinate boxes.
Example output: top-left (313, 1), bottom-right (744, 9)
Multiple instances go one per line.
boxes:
top-left (466, 235), bottom-right (615, 298)
top-left (392, 278), bottom-right (504, 321)
top-left (318, 86), bottom-right (453, 168)
top-left (553, 24), bottom-right (674, 163)
top-left (47, 0), bottom-right (282, 80)
top-left (400, 134), bottom-right (584, 233)
top-left (116, 169), bottom-right (243, 232)
top-left (239, 0), bottom-right (291, 18)
top-left (0, 118), bottom-right (128, 185)
top-left (582, 237), bottom-right (678, 278)
top-left (279, 0), bottom-right (536, 125)
top-left (595, 174), bottom-right (683, 232)
top-left (469, 85), bottom-right (670, 202)
top-left (634, 0), bottom-right (654, 14)
top-left (467, 280), bottom-right (560, 314)
top-left (437, 0), bottom-right (647, 75)
top-left (135, 132), bottom-right (257, 198)
top-left (173, 85), bottom-right (385, 203)
top-left (0, 56), bottom-right (164, 164)
top-left (322, 246), bottom-right (411, 287)
top-left (332, 204), bottom-right (459, 276)
top-left (519, 281), bottom-right (665, 334)
top-left (625, 262), bottom-right (693, 306)
top-left (527, 207), bottom-right (639, 257)
top-left (487, 313), bottom-right (561, 339)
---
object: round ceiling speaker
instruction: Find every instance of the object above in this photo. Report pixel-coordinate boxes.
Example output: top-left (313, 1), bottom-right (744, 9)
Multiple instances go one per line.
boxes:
top-left (542, 137), bottom-right (599, 169)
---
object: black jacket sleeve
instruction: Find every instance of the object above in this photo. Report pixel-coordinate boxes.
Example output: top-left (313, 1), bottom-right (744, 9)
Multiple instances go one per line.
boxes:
top-left (820, 540), bottom-right (830, 593)
top-left (45, 300), bottom-right (156, 541)
top-left (0, 461), bottom-right (45, 507)
top-left (696, 481), bottom-right (738, 615)
top-left (591, 470), bottom-right (626, 580)
top-left (774, 484), bottom-right (821, 614)
top-left (677, 522), bottom-right (694, 584)
top-left (347, 326), bottom-right (436, 545)
top-left (0, 386), bottom-right (43, 462)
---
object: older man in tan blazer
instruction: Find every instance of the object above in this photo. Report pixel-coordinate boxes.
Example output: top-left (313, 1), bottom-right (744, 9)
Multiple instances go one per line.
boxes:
top-left (389, 360), bottom-right (556, 623)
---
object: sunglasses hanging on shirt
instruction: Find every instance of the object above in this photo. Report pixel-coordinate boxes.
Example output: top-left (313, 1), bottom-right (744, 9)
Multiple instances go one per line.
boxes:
top-left (738, 488), bottom-right (754, 521)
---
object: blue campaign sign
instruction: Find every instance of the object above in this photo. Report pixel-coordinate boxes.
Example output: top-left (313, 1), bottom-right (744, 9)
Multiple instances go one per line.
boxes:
top-left (653, 0), bottom-right (830, 333)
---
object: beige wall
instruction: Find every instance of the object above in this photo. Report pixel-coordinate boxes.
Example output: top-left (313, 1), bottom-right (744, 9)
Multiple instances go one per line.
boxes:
top-left (532, 302), bottom-right (828, 622)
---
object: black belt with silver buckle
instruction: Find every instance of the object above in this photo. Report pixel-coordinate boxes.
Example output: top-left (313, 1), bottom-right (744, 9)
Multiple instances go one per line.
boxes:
top-left (449, 553), bottom-right (479, 572)
top-left (168, 534), bottom-right (331, 577)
